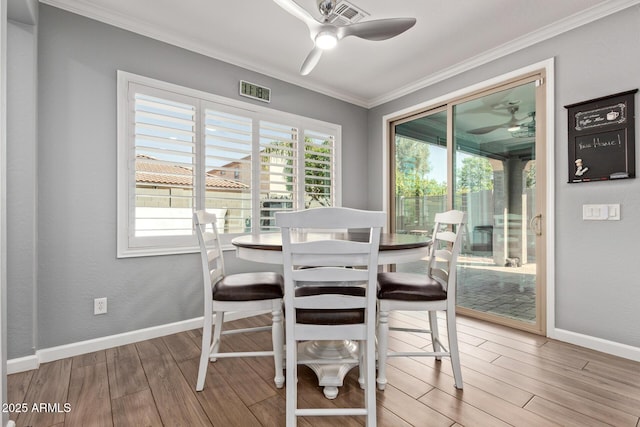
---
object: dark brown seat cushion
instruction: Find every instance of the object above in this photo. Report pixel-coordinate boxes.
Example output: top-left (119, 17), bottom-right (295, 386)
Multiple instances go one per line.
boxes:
top-left (377, 272), bottom-right (446, 302)
top-left (213, 272), bottom-right (284, 301)
top-left (295, 284), bottom-right (366, 325)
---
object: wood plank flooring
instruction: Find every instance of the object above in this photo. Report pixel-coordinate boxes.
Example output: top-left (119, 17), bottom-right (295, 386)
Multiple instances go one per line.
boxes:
top-left (7, 313), bottom-right (640, 426)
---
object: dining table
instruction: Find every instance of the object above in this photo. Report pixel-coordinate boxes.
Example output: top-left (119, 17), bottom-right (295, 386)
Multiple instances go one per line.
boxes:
top-left (232, 231), bottom-right (431, 399)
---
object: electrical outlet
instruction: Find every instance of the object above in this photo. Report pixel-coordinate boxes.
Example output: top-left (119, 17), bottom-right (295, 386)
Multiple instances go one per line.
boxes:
top-left (94, 297), bottom-right (107, 315)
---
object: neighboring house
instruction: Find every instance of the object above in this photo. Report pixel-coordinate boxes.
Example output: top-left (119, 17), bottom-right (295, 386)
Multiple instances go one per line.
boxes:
top-left (135, 154), bottom-right (247, 208)
top-left (135, 154), bottom-right (249, 232)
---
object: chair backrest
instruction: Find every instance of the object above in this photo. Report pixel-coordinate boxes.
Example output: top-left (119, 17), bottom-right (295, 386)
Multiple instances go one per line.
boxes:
top-left (276, 207), bottom-right (386, 340)
top-left (427, 210), bottom-right (467, 298)
top-left (194, 211), bottom-right (225, 301)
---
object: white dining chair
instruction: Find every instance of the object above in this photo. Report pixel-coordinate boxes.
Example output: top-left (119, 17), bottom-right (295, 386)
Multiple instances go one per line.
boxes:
top-left (193, 211), bottom-right (284, 392)
top-left (376, 210), bottom-right (467, 390)
top-left (276, 207), bottom-right (385, 427)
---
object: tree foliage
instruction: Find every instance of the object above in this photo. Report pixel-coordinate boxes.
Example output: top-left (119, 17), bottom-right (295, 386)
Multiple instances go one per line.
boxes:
top-left (525, 162), bottom-right (536, 188)
top-left (261, 138), bottom-right (332, 207)
top-left (303, 141), bottom-right (332, 206)
top-left (395, 136), bottom-right (446, 196)
top-left (457, 156), bottom-right (493, 193)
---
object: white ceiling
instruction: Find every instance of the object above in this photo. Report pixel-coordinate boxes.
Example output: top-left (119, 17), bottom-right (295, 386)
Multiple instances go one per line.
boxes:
top-left (39, 0), bottom-right (639, 107)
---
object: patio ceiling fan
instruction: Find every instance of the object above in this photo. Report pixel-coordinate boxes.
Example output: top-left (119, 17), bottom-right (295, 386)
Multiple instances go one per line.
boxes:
top-left (509, 112), bottom-right (536, 138)
top-left (273, 0), bottom-right (417, 75)
top-left (468, 106), bottom-right (526, 135)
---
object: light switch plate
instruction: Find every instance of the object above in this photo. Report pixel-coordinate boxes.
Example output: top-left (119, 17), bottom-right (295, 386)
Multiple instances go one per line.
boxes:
top-left (607, 204), bottom-right (620, 220)
top-left (582, 204), bottom-right (620, 220)
top-left (583, 204), bottom-right (605, 220)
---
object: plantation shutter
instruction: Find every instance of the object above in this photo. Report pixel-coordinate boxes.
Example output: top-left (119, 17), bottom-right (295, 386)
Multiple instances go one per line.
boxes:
top-left (259, 121), bottom-right (298, 231)
top-left (203, 108), bottom-right (253, 233)
top-left (304, 129), bottom-right (335, 208)
top-left (131, 86), bottom-right (197, 245)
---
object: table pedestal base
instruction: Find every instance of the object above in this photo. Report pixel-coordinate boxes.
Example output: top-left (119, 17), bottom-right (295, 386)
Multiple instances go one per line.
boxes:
top-left (298, 340), bottom-right (360, 399)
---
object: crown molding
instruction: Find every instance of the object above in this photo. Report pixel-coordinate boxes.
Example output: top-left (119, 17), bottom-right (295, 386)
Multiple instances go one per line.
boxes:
top-left (39, 0), bottom-right (640, 109)
top-left (369, 0), bottom-right (640, 107)
top-left (38, 0), bottom-right (370, 107)
top-left (9, 0), bottom-right (38, 25)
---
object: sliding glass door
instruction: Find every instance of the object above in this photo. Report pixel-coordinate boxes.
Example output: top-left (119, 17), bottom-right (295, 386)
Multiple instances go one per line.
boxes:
top-left (452, 80), bottom-right (544, 333)
top-left (390, 108), bottom-right (448, 274)
top-left (389, 74), bottom-right (546, 334)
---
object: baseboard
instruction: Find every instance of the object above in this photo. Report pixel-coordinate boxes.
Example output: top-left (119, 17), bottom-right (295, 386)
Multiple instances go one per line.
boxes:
top-left (10, 316), bottom-right (638, 375)
top-left (551, 328), bottom-right (640, 362)
top-left (7, 355), bottom-right (39, 375)
top-left (7, 310), bottom-right (267, 374)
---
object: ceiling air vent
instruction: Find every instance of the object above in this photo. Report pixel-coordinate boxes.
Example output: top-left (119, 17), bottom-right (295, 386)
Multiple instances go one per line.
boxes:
top-left (327, 0), bottom-right (369, 25)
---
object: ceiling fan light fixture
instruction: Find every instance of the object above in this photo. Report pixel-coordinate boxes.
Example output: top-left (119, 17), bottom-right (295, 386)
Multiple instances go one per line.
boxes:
top-left (315, 32), bottom-right (338, 49)
top-left (510, 111), bottom-right (536, 138)
top-left (511, 128), bottom-right (535, 138)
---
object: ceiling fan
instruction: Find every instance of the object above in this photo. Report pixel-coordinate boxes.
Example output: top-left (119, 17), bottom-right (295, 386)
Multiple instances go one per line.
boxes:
top-left (468, 106), bottom-right (527, 135)
top-left (509, 112), bottom-right (536, 138)
top-left (273, 0), bottom-right (417, 75)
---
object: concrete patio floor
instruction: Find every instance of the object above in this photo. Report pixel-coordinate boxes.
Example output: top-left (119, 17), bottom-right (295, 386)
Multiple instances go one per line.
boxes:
top-left (398, 254), bottom-right (537, 324)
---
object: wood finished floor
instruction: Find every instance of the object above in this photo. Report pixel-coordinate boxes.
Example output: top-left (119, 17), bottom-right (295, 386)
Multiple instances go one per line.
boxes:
top-left (7, 313), bottom-right (640, 427)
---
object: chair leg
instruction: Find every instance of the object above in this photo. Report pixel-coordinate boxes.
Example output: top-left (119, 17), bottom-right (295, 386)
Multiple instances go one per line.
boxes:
top-left (196, 311), bottom-right (213, 391)
top-left (272, 306), bottom-right (285, 388)
top-left (210, 311), bottom-right (224, 362)
top-left (358, 340), bottom-right (365, 389)
top-left (376, 309), bottom-right (389, 390)
top-left (285, 335), bottom-right (298, 427)
top-left (447, 310), bottom-right (463, 389)
top-left (428, 311), bottom-right (442, 361)
top-left (364, 335), bottom-right (377, 426)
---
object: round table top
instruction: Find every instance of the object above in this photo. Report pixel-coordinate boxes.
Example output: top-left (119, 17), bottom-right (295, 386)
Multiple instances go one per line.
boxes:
top-left (231, 231), bottom-right (431, 252)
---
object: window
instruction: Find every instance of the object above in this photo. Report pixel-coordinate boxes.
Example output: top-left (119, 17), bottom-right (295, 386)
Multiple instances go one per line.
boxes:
top-left (117, 72), bottom-right (341, 257)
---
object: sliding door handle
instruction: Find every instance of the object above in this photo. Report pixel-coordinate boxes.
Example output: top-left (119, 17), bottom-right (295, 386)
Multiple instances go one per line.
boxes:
top-left (530, 214), bottom-right (542, 236)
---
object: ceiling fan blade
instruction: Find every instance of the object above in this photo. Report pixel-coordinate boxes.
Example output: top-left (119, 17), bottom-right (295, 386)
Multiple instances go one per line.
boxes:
top-left (338, 18), bottom-right (416, 41)
top-left (469, 117), bottom-right (521, 134)
top-left (468, 106), bottom-right (523, 134)
top-left (467, 124), bottom-right (505, 135)
top-left (300, 47), bottom-right (323, 75)
top-left (272, 0), bottom-right (320, 30)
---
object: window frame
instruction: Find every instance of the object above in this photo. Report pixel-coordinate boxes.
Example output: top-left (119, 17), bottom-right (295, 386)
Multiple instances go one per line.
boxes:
top-left (117, 71), bottom-right (342, 258)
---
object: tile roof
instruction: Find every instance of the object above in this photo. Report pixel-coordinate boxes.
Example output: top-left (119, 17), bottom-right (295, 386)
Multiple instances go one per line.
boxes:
top-left (135, 155), bottom-right (247, 190)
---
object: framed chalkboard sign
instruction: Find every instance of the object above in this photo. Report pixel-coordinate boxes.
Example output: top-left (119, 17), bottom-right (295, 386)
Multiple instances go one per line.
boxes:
top-left (565, 89), bottom-right (637, 183)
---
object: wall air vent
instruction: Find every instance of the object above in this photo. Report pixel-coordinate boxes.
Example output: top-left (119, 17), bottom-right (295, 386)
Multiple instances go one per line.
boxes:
top-left (327, 0), bottom-right (368, 25)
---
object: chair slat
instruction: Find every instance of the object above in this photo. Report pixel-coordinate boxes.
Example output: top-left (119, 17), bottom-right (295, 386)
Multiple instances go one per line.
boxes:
top-left (433, 249), bottom-right (452, 262)
top-left (292, 267), bottom-right (369, 282)
top-left (276, 206), bottom-right (385, 229)
top-left (291, 239), bottom-right (372, 254)
top-left (291, 253), bottom-right (372, 267)
top-left (294, 294), bottom-right (366, 309)
top-left (435, 230), bottom-right (457, 243)
top-left (206, 247), bottom-right (221, 262)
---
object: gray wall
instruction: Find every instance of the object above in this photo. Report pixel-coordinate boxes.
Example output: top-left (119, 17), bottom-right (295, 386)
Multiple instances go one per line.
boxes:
top-left (368, 6), bottom-right (640, 348)
top-left (7, 20), bottom-right (37, 358)
top-left (5, 4), bottom-right (367, 356)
